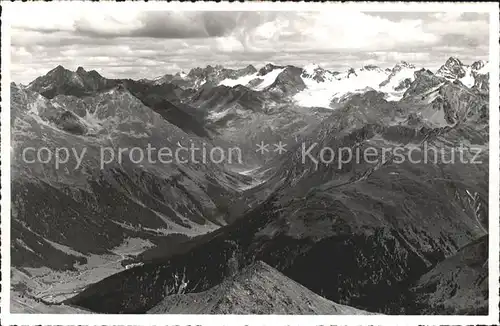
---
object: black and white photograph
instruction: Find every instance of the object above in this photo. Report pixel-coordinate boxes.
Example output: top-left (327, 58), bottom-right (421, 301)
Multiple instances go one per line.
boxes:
top-left (1, 1), bottom-right (499, 324)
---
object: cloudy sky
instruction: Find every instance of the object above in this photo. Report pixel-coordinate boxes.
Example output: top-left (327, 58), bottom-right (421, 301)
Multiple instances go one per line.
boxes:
top-left (9, 7), bottom-right (490, 84)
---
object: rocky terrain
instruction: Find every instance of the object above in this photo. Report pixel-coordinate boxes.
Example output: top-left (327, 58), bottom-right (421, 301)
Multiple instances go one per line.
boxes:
top-left (12, 57), bottom-right (490, 315)
top-left (411, 235), bottom-right (488, 315)
top-left (147, 261), bottom-right (375, 314)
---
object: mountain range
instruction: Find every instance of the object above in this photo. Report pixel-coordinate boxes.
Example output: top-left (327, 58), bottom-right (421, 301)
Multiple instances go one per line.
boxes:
top-left (11, 57), bottom-right (490, 315)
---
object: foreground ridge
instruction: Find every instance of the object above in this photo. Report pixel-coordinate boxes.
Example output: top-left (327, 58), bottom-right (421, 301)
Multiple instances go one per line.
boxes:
top-left (148, 261), bottom-right (376, 315)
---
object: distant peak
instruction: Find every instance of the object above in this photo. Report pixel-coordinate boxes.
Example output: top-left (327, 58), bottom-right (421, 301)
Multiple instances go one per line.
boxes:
top-left (203, 64), bottom-right (223, 72)
top-left (393, 61), bottom-right (416, 70)
top-left (400, 61), bottom-right (415, 68)
top-left (436, 57), bottom-right (467, 79)
top-left (444, 56), bottom-right (463, 67)
top-left (303, 63), bottom-right (322, 74)
top-left (347, 67), bottom-right (357, 78)
top-left (471, 60), bottom-right (487, 70)
top-left (361, 64), bottom-right (381, 71)
top-left (257, 63), bottom-right (282, 76)
top-left (304, 63), bottom-right (321, 69)
top-left (48, 65), bottom-right (68, 74)
top-left (414, 68), bottom-right (435, 79)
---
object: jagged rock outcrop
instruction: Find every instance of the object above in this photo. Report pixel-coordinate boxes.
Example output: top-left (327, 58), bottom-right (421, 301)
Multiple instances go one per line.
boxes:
top-left (27, 66), bottom-right (117, 98)
top-left (258, 63), bottom-right (284, 76)
top-left (436, 57), bottom-right (490, 90)
top-left (436, 57), bottom-right (467, 80)
top-left (264, 66), bottom-right (306, 95)
top-left (361, 64), bottom-right (382, 71)
top-left (402, 69), bottom-right (488, 127)
top-left (379, 61), bottom-right (416, 88)
top-left (403, 69), bottom-right (446, 98)
top-left (471, 60), bottom-right (486, 71)
top-left (301, 64), bottom-right (330, 82)
top-left (347, 67), bottom-right (357, 78)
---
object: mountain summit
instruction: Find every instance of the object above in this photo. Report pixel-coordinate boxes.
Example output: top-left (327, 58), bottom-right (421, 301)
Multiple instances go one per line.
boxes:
top-left (436, 57), bottom-right (467, 80)
top-left (27, 65), bottom-right (116, 98)
top-left (436, 57), bottom-right (489, 88)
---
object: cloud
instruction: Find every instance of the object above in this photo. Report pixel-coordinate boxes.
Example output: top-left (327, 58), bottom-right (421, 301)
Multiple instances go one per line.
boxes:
top-left (8, 7), bottom-right (491, 84)
top-left (74, 11), bottom-right (242, 39)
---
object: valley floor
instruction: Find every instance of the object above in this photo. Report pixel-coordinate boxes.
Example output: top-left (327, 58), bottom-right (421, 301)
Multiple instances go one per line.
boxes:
top-left (11, 237), bottom-right (154, 312)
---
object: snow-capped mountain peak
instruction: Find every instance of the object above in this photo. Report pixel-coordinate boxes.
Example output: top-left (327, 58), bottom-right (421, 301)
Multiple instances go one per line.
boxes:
top-left (257, 63), bottom-right (282, 76)
top-left (436, 56), bottom-right (467, 80)
top-left (303, 63), bottom-right (321, 74)
top-left (376, 61), bottom-right (420, 99)
top-left (436, 57), bottom-right (490, 88)
top-left (301, 64), bottom-right (339, 83)
top-left (218, 63), bottom-right (286, 91)
top-left (471, 60), bottom-right (487, 71)
top-left (444, 56), bottom-right (463, 67)
top-left (47, 65), bottom-right (68, 75)
top-left (294, 61), bottom-right (424, 107)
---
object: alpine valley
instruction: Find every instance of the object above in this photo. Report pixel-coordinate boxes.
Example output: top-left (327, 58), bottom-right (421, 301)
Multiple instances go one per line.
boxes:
top-left (11, 57), bottom-right (489, 315)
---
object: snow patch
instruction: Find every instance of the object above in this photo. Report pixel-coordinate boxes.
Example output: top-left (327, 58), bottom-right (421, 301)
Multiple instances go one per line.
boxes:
top-left (207, 107), bottom-right (232, 122)
top-left (217, 67), bottom-right (285, 91)
top-left (379, 67), bottom-right (419, 101)
top-left (219, 72), bottom-right (258, 87)
top-left (303, 63), bottom-right (321, 76)
top-left (295, 67), bottom-right (390, 108)
top-left (253, 68), bottom-right (286, 91)
top-left (476, 62), bottom-right (489, 75)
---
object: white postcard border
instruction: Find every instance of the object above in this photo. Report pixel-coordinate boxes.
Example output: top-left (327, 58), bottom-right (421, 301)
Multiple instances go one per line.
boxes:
top-left (1, 1), bottom-right (498, 325)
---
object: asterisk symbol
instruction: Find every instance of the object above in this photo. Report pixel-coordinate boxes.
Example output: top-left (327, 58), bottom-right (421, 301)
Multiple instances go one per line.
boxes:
top-left (255, 141), bottom-right (269, 155)
top-left (273, 141), bottom-right (287, 154)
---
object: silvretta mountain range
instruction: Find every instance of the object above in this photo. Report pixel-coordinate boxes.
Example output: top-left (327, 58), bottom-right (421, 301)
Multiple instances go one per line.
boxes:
top-left (11, 57), bottom-right (489, 314)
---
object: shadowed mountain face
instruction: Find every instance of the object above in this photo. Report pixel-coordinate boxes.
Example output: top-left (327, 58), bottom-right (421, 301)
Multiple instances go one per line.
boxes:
top-left (264, 65), bottom-right (306, 95)
top-left (149, 64), bottom-right (259, 90)
top-left (118, 80), bottom-right (210, 138)
top-left (11, 83), bottom-right (252, 271)
top-left (28, 67), bottom-right (209, 138)
top-left (13, 58), bottom-right (490, 315)
top-left (436, 57), bottom-right (467, 80)
top-left (410, 235), bottom-right (488, 315)
top-left (188, 83), bottom-right (332, 165)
